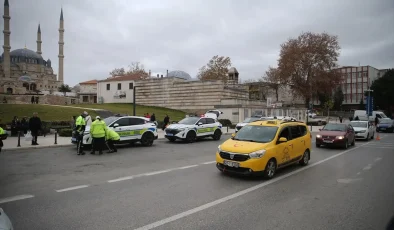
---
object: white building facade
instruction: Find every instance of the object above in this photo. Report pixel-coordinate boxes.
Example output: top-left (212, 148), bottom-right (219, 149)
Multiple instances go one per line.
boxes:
top-left (97, 75), bottom-right (138, 104)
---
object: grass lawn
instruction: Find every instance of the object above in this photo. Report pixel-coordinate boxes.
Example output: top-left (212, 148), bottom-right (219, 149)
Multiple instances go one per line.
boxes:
top-left (0, 103), bottom-right (185, 123)
top-left (0, 104), bottom-right (99, 123)
top-left (70, 103), bottom-right (185, 122)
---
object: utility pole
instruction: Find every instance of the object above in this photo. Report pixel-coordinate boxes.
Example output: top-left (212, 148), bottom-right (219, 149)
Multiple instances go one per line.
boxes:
top-left (133, 86), bottom-right (137, 116)
top-left (365, 89), bottom-right (373, 121)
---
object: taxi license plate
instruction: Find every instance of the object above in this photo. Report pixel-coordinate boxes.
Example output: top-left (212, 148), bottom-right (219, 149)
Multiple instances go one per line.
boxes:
top-left (323, 139), bottom-right (334, 143)
top-left (223, 160), bottom-right (240, 168)
top-left (166, 133), bottom-right (173, 136)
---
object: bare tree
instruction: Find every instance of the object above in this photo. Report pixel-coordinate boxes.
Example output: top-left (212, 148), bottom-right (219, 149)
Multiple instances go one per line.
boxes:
top-left (276, 32), bottom-right (342, 106)
top-left (109, 68), bottom-right (126, 77)
top-left (197, 55), bottom-right (232, 82)
top-left (109, 62), bottom-right (149, 79)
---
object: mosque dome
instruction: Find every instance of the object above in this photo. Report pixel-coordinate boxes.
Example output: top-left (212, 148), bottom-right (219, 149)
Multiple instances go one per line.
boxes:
top-left (9, 48), bottom-right (44, 60)
top-left (167, 70), bottom-right (192, 80)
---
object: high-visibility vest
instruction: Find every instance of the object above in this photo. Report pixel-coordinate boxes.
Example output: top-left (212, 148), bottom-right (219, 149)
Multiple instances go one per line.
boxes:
top-left (106, 129), bottom-right (120, 141)
top-left (90, 120), bottom-right (106, 138)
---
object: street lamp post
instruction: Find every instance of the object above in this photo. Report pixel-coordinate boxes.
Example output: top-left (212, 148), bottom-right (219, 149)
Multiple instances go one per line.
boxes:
top-left (365, 89), bottom-right (373, 121)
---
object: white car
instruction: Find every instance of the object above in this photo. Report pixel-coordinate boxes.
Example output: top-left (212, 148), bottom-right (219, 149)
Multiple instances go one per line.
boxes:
top-left (165, 116), bottom-right (223, 142)
top-left (350, 120), bottom-right (375, 140)
top-left (0, 208), bottom-right (13, 230)
top-left (71, 116), bottom-right (158, 147)
top-left (235, 116), bottom-right (264, 132)
top-left (204, 109), bottom-right (223, 120)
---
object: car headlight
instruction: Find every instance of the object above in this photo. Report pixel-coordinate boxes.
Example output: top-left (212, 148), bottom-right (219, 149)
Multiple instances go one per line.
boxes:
top-left (316, 134), bottom-right (322, 138)
top-left (218, 145), bottom-right (221, 152)
top-left (336, 136), bottom-right (344, 139)
top-left (249, 149), bottom-right (266, 159)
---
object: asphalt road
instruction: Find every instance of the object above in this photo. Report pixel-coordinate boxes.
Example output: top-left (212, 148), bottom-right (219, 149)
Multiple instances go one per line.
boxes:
top-left (1, 133), bottom-right (394, 230)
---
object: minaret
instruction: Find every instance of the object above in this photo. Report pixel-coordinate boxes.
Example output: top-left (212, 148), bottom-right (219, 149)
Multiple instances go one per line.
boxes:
top-left (58, 8), bottom-right (64, 82)
top-left (36, 24), bottom-right (42, 55)
top-left (2, 0), bottom-right (11, 78)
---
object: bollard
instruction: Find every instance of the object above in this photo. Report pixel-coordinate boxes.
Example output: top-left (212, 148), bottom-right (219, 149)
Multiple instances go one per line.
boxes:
top-left (310, 125), bottom-right (313, 132)
top-left (17, 131), bottom-right (21, 147)
top-left (227, 126), bottom-right (229, 133)
top-left (54, 130), bottom-right (58, 145)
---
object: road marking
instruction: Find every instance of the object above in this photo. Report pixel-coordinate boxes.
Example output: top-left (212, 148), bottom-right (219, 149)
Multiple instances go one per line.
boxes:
top-left (0, 195), bottom-right (34, 204)
top-left (144, 170), bottom-right (171, 176)
top-left (337, 178), bottom-right (363, 184)
top-left (133, 142), bottom-right (371, 230)
top-left (201, 161), bottom-right (216, 165)
top-left (108, 176), bottom-right (135, 183)
top-left (362, 146), bottom-right (394, 149)
top-left (356, 172), bottom-right (361, 175)
top-left (176, 165), bottom-right (198, 170)
top-left (56, 185), bottom-right (89, 192)
top-left (374, 157), bottom-right (382, 162)
top-left (363, 164), bottom-right (372, 171)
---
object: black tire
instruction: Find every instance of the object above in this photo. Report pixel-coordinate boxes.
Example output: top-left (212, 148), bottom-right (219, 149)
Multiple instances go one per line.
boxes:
top-left (168, 137), bottom-right (176, 142)
top-left (315, 143), bottom-right (321, 148)
top-left (263, 159), bottom-right (277, 179)
top-left (371, 133), bottom-right (374, 139)
top-left (365, 133), bottom-right (369, 141)
top-left (299, 150), bottom-right (310, 166)
top-left (212, 129), bottom-right (222, 140)
top-left (185, 131), bottom-right (196, 143)
top-left (343, 139), bottom-right (349, 149)
top-left (351, 137), bottom-right (355, 146)
top-left (140, 132), bottom-right (154, 146)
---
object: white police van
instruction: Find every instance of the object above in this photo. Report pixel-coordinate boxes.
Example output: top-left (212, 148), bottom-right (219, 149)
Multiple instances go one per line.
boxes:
top-left (165, 116), bottom-right (223, 143)
top-left (71, 115), bottom-right (158, 147)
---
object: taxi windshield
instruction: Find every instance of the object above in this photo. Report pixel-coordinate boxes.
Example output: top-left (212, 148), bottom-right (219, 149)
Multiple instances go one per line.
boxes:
top-left (178, 117), bottom-right (200, 125)
top-left (234, 125), bottom-right (278, 143)
top-left (350, 121), bottom-right (367, 128)
top-left (242, 117), bottom-right (261, 123)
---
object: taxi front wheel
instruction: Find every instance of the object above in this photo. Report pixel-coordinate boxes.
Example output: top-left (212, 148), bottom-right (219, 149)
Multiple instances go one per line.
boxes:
top-left (264, 159), bottom-right (277, 179)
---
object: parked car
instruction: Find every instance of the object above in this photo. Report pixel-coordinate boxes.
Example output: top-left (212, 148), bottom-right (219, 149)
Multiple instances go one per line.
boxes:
top-left (376, 118), bottom-right (394, 133)
top-left (350, 120), bottom-right (375, 140)
top-left (0, 208), bottom-right (13, 230)
top-left (71, 116), bottom-right (158, 147)
top-left (315, 123), bottom-right (355, 149)
top-left (164, 116), bottom-right (223, 143)
top-left (235, 116), bottom-right (263, 133)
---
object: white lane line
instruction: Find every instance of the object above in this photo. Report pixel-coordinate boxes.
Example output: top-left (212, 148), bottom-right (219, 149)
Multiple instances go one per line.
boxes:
top-left (363, 164), bottom-right (372, 171)
top-left (356, 172), bottom-right (361, 175)
top-left (133, 142), bottom-right (371, 230)
top-left (362, 146), bottom-right (394, 149)
top-left (144, 170), bottom-right (171, 176)
top-left (108, 176), bottom-right (135, 183)
top-left (201, 161), bottom-right (216, 165)
top-left (374, 157), bottom-right (382, 162)
top-left (0, 194), bottom-right (35, 204)
top-left (176, 165), bottom-right (198, 170)
top-left (56, 185), bottom-right (89, 192)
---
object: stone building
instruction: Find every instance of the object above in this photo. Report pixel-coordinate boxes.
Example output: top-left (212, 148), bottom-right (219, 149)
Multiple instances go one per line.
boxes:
top-left (78, 80), bottom-right (98, 104)
top-left (0, 0), bottom-right (65, 94)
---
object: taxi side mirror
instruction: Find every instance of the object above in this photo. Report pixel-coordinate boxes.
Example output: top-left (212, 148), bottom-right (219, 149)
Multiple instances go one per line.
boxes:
top-left (113, 123), bottom-right (119, 127)
top-left (231, 133), bottom-right (236, 138)
top-left (278, 137), bottom-right (287, 143)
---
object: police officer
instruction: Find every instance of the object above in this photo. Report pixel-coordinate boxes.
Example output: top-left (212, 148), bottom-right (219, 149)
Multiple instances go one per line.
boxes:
top-left (105, 128), bottom-right (120, 153)
top-left (90, 116), bottom-right (107, 155)
top-left (0, 118), bottom-right (5, 153)
top-left (75, 111), bottom-right (88, 155)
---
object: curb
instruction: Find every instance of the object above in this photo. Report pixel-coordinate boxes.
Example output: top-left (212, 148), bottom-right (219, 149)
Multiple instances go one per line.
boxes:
top-left (3, 134), bottom-right (234, 152)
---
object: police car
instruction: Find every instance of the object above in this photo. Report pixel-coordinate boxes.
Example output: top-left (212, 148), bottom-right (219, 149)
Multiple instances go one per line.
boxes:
top-left (165, 116), bottom-right (223, 143)
top-left (71, 115), bottom-right (158, 147)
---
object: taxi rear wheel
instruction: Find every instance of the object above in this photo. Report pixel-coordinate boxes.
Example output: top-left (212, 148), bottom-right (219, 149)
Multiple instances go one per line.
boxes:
top-left (141, 132), bottom-right (154, 146)
top-left (299, 150), bottom-right (310, 166)
top-left (264, 159), bottom-right (277, 179)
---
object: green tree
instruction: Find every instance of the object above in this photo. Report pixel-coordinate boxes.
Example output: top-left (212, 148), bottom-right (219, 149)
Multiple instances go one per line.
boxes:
top-left (58, 84), bottom-right (72, 96)
top-left (323, 99), bottom-right (334, 120)
top-left (333, 87), bottom-right (344, 110)
top-left (370, 69), bottom-right (394, 114)
top-left (317, 92), bottom-right (330, 108)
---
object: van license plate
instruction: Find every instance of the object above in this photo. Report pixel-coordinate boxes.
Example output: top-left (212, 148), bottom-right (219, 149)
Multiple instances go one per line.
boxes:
top-left (223, 160), bottom-right (239, 168)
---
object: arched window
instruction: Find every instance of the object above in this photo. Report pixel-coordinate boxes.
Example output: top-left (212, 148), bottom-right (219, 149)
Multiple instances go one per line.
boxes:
top-left (23, 83), bottom-right (29, 90)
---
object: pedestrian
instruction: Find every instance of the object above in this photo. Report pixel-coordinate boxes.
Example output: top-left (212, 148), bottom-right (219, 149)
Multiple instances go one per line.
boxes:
top-left (29, 112), bottom-right (42, 145)
top-left (21, 116), bottom-right (28, 135)
top-left (85, 113), bottom-right (92, 126)
top-left (150, 113), bottom-right (156, 122)
top-left (75, 111), bottom-right (88, 155)
top-left (162, 114), bottom-right (170, 130)
top-left (0, 118), bottom-right (6, 153)
top-left (11, 116), bottom-right (20, 136)
top-left (375, 116), bottom-right (379, 126)
top-left (105, 128), bottom-right (120, 153)
top-left (90, 116), bottom-right (107, 155)
top-left (146, 113), bottom-right (151, 119)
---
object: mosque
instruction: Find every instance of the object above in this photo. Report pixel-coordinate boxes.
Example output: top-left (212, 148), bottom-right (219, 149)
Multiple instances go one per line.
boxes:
top-left (0, 0), bottom-right (65, 94)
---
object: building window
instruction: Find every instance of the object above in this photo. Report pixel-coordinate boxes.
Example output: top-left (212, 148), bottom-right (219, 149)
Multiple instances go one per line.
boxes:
top-left (118, 83), bottom-right (121, 90)
top-left (129, 82), bottom-right (134, 89)
top-left (83, 96), bottom-right (89, 102)
top-left (106, 84), bottom-right (110, 90)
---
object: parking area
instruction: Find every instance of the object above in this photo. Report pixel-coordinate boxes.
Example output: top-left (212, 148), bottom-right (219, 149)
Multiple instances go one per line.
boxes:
top-left (0, 133), bottom-right (393, 230)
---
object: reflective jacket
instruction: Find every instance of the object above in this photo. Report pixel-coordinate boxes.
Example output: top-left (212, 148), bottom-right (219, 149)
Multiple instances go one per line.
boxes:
top-left (90, 120), bottom-right (106, 138)
top-left (106, 129), bottom-right (120, 141)
top-left (75, 115), bottom-right (86, 132)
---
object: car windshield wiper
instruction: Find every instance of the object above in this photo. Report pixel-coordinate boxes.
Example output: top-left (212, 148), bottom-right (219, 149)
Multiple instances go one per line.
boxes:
top-left (238, 139), bottom-right (258, 142)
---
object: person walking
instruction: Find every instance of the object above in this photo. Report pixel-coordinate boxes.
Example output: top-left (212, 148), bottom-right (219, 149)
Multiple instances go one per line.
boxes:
top-left (0, 118), bottom-right (6, 153)
top-left (29, 112), bottom-right (42, 145)
top-left (85, 114), bottom-right (92, 126)
top-left (105, 128), bottom-right (120, 153)
top-left (90, 116), bottom-right (107, 155)
top-left (75, 111), bottom-right (88, 155)
top-left (162, 114), bottom-right (170, 130)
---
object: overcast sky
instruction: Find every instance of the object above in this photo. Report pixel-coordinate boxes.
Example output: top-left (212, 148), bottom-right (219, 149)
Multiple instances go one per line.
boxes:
top-left (2, 0), bottom-right (394, 86)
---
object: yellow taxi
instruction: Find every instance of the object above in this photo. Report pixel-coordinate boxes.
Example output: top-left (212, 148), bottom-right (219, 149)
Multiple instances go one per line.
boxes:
top-left (216, 120), bottom-right (312, 179)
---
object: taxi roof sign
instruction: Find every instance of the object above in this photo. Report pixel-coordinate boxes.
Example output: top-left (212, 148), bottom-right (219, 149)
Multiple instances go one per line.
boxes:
top-left (266, 120), bottom-right (278, 125)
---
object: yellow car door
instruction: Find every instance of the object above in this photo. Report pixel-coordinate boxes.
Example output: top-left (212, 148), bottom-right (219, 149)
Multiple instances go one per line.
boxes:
top-left (288, 125), bottom-right (305, 160)
top-left (275, 127), bottom-right (293, 166)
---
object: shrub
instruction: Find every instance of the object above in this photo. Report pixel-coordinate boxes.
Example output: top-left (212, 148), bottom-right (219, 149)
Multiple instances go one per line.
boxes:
top-left (218, 119), bottom-right (232, 127)
top-left (58, 128), bottom-right (73, 137)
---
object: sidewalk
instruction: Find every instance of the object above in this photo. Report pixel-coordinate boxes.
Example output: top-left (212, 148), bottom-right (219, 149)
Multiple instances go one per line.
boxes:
top-left (2, 128), bottom-right (236, 151)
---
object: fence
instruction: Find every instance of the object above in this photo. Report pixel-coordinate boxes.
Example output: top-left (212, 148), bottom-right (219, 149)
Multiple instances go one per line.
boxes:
top-left (251, 108), bottom-right (308, 121)
top-left (318, 110), bottom-right (354, 119)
